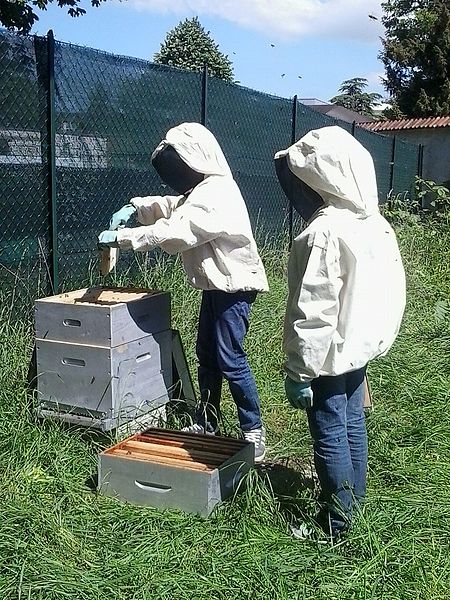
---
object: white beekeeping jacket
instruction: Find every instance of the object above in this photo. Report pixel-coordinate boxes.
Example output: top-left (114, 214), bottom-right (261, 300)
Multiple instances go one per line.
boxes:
top-left (116, 123), bottom-right (269, 293)
top-left (277, 126), bottom-right (406, 382)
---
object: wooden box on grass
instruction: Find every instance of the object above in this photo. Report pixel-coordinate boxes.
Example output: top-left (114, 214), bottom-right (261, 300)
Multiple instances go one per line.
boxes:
top-left (35, 287), bottom-right (171, 346)
top-left (34, 287), bottom-right (172, 431)
top-left (98, 428), bottom-right (255, 517)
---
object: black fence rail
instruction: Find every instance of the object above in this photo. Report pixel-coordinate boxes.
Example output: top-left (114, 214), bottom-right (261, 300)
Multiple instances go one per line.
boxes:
top-left (0, 30), bottom-right (421, 297)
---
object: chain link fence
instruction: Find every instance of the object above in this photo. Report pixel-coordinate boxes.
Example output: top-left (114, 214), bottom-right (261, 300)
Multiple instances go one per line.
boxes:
top-left (206, 78), bottom-right (292, 232)
top-left (0, 30), bottom-right (420, 298)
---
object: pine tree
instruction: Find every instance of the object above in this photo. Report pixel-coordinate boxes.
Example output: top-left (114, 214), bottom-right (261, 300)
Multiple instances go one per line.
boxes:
top-left (154, 17), bottom-right (234, 82)
top-left (380, 0), bottom-right (450, 117)
top-left (330, 78), bottom-right (383, 117)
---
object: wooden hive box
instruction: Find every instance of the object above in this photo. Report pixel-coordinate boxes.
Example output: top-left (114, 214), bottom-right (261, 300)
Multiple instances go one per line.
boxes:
top-left (98, 428), bottom-right (255, 517)
top-left (35, 286), bottom-right (171, 346)
top-left (35, 287), bottom-right (172, 430)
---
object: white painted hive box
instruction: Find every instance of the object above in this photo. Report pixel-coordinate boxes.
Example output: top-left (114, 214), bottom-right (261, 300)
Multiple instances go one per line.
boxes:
top-left (35, 287), bottom-right (172, 430)
top-left (98, 427), bottom-right (255, 516)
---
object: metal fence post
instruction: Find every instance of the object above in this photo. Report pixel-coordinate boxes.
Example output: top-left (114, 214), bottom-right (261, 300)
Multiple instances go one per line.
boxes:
top-left (417, 144), bottom-right (424, 205)
top-left (418, 144), bottom-right (424, 179)
top-left (201, 64), bottom-right (208, 126)
top-left (288, 95), bottom-right (297, 248)
top-left (389, 135), bottom-right (397, 193)
top-left (46, 30), bottom-right (59, 293)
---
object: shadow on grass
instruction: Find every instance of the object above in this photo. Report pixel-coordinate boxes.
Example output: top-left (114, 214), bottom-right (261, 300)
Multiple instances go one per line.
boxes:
top-left (85, 472), bottom-right (98, 491)
top-left (256, 457), bottom-right (319, 522)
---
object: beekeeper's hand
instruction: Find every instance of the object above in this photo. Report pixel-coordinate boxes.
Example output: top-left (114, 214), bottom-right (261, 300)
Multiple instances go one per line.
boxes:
top-left (109, 204), bottom-right (136, 230)
top-left (285, 376), bottom-right (313, 409)
top-left (98, 230), bottom-right (119, 249)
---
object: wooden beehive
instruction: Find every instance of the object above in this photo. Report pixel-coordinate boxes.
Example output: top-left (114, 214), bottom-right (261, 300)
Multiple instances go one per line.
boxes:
top-left (35, 287), bottom-right (172, 430)
top-left (98, 428), bottom-right (255, 516)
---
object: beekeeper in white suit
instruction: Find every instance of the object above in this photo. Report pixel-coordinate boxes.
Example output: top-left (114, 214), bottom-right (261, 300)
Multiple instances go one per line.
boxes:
top-left (98, 123), bottom-right (269, 461)
top-left (274, 126), bottom-right (406, 538)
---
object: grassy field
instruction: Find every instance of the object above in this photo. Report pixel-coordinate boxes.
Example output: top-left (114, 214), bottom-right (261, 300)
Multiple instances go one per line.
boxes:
top-left (0, 218), bottom-right (449, 600)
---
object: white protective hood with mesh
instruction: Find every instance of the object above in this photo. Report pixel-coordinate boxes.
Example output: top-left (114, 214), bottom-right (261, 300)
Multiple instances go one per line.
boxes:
top-left (275, 125), bottom-right (379, 218)
top-left (151, 122), bottom-right (232, 177)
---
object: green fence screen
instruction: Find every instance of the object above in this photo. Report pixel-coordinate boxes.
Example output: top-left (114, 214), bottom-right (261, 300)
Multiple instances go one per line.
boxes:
top-left (0, 30), bottom-right (420, 297)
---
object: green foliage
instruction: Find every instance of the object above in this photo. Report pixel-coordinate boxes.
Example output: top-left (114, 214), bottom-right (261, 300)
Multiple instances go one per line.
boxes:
top-left (154, 17), bottom-right (234, 82)
top-left (330, 77), bottom-right (383, 117)
top-left (380, 0), bottom-right (450, 117)
top-left (380, 190), bottom-right (421, 226)
top-left (381, 99), bottom-right (405, 120)
top-left (381, 178), bottom-right (450, 227)
top-left (434, 299), bottom-right (450, 328)
top-left (0, 0), bottom-right (107, 35)
top-left (416, 177), bottom-right (450, 216)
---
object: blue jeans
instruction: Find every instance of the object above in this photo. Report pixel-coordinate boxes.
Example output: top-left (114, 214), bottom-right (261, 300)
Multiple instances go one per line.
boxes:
top-left (307, 366), bottom-right (368, 535)
top-left (195, 290), bottom-right (261, 433)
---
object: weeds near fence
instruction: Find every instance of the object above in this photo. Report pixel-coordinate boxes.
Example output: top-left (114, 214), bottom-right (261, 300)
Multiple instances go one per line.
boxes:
top-left (0, 221), bottom-right (449, 600)
top-left (382, 177), bottom-right (450, 227)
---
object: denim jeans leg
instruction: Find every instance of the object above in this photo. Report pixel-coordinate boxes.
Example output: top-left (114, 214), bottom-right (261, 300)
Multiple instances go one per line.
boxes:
top-left (213, 291), bottom-right (262, 432)
top-left (195, 291), bottom-right (223, 431)
top-left (346, 367), bottom-right (368, 505)
top-left (308, 374), bottom-right (354, 534)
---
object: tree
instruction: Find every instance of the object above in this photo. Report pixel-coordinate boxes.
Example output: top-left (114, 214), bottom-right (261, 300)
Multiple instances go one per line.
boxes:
top-left (0, 0), bottom-right (106, 35)
top-left (154, 17), bottom-right (234, 82)
top-left (381, 100), bottom-right (405, 120)
top-left (380, 0), bottom-right (450, 117)
top-left (330, 78), bottom-right (383, 117)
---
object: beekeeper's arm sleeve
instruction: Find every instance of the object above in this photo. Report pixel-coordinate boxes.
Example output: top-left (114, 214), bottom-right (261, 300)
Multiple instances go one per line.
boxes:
top-left (284, 231), bottom-right (342, 382)
top-left (130, 195), bottom-right (183, 226)
top-left (116, 194), bottom-right (221, 254)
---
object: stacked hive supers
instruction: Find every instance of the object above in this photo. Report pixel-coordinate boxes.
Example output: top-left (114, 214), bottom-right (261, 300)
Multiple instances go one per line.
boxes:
top-left (35, 287), bottom-right (172, 430)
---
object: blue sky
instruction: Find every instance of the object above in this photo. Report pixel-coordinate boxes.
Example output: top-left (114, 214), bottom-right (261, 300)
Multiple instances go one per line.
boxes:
top-left (33, 0), bottom-right (386, 102)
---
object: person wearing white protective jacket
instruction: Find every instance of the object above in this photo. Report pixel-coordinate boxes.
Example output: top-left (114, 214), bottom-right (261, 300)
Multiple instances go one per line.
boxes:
top-left (98, 123), bottom-right (269, 461)
top-left (274, 126), bottom-right (406, 538)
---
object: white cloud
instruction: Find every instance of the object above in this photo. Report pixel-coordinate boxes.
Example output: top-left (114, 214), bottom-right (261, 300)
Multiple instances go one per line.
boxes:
top-left (364, 71), bottom-right (384, 86)
top-left (362, 70), bottom-right (386, 95)
top-left (126, 0), bottom-right (384, 42)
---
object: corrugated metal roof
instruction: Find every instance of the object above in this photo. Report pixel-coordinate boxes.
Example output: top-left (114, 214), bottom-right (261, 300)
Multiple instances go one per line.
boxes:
top-left (317, 105), bottom-right (374, 123)
top-left (361, 116), bottom-right (450, 131)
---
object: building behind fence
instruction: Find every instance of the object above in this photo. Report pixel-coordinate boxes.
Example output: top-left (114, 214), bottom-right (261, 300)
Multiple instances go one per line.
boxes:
top-left (0, 30), bottom-right (421, 297)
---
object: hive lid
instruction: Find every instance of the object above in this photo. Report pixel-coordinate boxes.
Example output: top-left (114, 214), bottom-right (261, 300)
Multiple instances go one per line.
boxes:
top-left (36, 286), bottom-right (165, 306)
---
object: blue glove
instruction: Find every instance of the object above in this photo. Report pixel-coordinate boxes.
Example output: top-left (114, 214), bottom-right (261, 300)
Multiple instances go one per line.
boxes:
top-left (285, 376), bottom-right (313, 409)
top-left (98, 230), bottom-right (119, 249)
top-left (109, 204), bottom-right (136, 230)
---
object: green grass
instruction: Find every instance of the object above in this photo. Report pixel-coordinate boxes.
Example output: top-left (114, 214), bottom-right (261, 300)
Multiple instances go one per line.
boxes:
top-left (0, 221), bottom-right (449, 600)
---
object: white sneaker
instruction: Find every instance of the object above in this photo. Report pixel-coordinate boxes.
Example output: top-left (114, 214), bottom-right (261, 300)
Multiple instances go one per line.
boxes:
top-left (290, 523), bottom-right (314, 540)
top-left (289, 522), bottom-right (334, 544)
top-left (243, 426), bottom-right (266, 463)
top-left (181, 423), bottom-right (217, 436)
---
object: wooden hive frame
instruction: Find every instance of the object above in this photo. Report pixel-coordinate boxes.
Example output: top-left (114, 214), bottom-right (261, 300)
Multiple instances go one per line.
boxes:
top-left (102, 427), bottom-right (251, 472)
